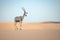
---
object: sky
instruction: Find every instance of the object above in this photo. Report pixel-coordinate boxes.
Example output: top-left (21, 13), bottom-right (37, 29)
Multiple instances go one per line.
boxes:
top-left (0, 0), bottom-right (60, 22)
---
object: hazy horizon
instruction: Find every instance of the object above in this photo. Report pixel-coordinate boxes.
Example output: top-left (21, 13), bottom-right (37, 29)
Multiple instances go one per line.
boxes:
top-left (0, 0), bottom-right (60, 22)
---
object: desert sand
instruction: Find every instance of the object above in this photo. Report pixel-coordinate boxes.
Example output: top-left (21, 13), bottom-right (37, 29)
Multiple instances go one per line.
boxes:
top-left (0, 22), bottom-right (60, 31)
top-left (0, 22), bottom-right (60, 40)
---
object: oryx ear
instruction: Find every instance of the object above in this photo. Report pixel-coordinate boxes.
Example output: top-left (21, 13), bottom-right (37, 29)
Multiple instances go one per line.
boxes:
top-left (25, 15), bottom-right (27, 16)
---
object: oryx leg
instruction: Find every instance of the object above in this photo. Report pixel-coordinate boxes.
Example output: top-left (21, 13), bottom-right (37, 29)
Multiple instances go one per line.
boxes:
top-left (15, 22), bottom-right (18, 30)
top-left (19, 21), bottom-right (23, 30)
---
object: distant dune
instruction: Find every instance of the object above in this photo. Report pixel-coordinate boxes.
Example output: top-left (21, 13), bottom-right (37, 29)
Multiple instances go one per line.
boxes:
top-left (0, 22), bottom-right (60, 31)
top-left (42, 21), bottom-right (60, 23)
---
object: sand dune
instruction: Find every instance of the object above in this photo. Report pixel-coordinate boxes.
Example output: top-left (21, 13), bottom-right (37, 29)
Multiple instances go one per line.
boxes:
top-left (0, 22), bottom-right (60, 31)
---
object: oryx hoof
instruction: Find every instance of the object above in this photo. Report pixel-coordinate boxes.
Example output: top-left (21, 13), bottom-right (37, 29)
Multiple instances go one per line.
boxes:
top-left (15, 28), bottom-right (18, 31)
top-left (20, 28), bottom-right (23, 30)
